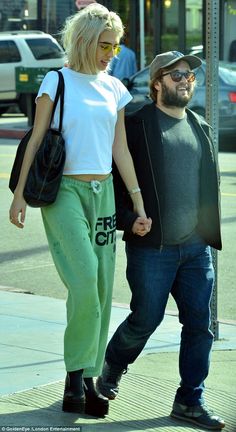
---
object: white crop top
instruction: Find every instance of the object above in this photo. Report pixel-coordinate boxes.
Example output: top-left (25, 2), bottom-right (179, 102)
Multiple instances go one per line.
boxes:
top-left (36, 67), bottom-right (132, 174)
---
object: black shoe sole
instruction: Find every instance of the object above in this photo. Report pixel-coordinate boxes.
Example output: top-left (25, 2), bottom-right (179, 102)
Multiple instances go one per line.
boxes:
top-left (106, 394), bottom-right (117, 400)
top-left (85, 393), bottom-right (109, 417)
top-left (62, 400), bottom-right (85, 414)
top-left (85, 400), bottom-right (109, 418)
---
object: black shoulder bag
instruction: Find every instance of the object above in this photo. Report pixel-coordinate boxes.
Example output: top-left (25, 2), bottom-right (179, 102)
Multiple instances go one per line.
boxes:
top-left (9, 70), bottom-right (65, 208)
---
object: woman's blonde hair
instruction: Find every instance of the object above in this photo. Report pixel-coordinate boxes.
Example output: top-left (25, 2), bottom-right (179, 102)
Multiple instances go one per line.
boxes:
top-left (61, 3), bottom-right (124, 74)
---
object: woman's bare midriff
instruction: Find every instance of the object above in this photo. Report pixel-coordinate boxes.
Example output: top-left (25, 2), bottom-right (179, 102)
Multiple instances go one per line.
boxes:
top-left (64, 174), bottom-right (110, 182)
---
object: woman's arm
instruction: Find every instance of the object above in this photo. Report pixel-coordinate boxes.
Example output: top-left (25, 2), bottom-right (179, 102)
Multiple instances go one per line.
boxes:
top-left (9, 94), bottom-right (54, 228)
top-left (112, 108), bottom-right (148, 220)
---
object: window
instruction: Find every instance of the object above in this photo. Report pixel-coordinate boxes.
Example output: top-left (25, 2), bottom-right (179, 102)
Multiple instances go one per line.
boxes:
top-left (195, 66), bottom-right (204, 86)
top-left (186, 0), bottom-right (203, 52)
top-left (25, 37), bottom-right (64, 60)
top-left (132, 67), bottom-right (149, 89)
top-left (161, 1), bottom-right (179, 52)
top-left (0, 40), bottom-right (21, 63)
top-left (220, 67), bottom-right (236, 85)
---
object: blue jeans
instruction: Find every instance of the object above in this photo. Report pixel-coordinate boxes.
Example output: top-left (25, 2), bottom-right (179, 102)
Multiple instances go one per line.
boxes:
top-left (106, 233), bottom-right (214, 406)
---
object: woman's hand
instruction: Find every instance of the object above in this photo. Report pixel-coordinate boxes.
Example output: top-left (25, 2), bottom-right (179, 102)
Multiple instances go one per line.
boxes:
top-left (8, 94), bottom-right (54, 229)
top-left (132, 216), bottom-right (152, 237)
top-left (9, 195), bottom-right (27, 229)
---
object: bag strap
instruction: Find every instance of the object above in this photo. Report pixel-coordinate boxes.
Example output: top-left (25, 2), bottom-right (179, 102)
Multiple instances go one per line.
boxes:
top-left (50, 70), bottom-right (65, 132)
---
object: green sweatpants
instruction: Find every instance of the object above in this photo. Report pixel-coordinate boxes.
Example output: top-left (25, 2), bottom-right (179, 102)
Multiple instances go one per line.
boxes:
top-left (41, 175), bottom-right (116, 377)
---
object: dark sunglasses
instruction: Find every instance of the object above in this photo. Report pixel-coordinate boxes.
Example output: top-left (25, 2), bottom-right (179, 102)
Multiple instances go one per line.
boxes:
top-left (161, 70), bottom-right (196, 83)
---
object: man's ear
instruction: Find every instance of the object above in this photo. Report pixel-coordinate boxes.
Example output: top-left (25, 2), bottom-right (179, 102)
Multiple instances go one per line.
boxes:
top-left (154, 80), bottom-right (161, 91)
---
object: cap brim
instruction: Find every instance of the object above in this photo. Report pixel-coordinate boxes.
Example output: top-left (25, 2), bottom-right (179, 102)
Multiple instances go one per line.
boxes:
top-left (165, 54), bottom-right (202, 70)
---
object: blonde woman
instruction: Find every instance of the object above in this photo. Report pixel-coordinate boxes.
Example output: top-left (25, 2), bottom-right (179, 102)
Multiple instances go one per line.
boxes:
top-left (9, 3), bottom-right (151, 418)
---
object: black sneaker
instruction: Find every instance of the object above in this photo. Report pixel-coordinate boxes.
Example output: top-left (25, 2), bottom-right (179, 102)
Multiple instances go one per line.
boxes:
top-left (96, 361), bottom-right (127, 400)
top-left (170, 402), bottom-right (225, 430)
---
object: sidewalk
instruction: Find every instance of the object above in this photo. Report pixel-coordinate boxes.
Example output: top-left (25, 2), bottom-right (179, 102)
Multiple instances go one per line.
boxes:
top-left (0, 113), bottom-right (28, 139)
top-left (0, 289), bottom-right (236, 431)
top-left (1, 114), bottom-right (236, 430)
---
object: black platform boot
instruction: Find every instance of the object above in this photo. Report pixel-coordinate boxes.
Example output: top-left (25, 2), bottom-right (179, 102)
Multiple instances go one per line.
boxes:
top-left (62, 369), bottom-right (86, 414)
top-left (84, 377), bottom-right (109, 417)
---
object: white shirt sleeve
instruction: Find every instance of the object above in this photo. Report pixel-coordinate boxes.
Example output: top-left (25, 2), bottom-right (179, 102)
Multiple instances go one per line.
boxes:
top-left (111, 76), bottom-right (133, 111)
top-left (36, 70), bottom-right (60, 103)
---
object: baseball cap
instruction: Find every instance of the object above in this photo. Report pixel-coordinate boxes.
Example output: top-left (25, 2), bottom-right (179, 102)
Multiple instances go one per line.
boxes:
top-left (150, 50), bottom-right (202, 79)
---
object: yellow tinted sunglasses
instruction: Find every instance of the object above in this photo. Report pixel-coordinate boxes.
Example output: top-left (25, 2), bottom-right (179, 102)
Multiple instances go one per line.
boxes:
top-left (98, 43), bottom-right (121, 55)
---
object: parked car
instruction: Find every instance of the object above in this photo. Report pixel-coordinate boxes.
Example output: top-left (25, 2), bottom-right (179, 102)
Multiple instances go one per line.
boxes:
top-left (187, 44), bottom-right (204, 58)
top-left (123, 61), bottom-right (236, 136)
top-left (0, 31), bottom-right (66, 115)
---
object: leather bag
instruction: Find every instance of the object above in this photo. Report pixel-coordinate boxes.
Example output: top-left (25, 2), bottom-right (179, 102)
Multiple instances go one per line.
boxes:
top-left (9, 70), bottom-right (65, 207)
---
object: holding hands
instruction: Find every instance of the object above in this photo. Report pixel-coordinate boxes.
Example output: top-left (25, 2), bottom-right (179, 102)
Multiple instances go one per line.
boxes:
top-left (132, 216), bottom-right (152, 237)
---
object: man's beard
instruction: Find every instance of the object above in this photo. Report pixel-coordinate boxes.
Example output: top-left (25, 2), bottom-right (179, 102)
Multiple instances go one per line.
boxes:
top-left (161, 82), bottom-right (194, 108)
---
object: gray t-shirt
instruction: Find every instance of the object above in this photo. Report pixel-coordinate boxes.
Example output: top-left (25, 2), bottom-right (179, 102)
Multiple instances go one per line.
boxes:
top-left (157, 108), bottom-right (202, 245)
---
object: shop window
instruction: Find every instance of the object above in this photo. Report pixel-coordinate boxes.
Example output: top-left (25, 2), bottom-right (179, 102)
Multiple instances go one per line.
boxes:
top-left (186, 0), bottom-right (202, 52)
top-left (144, 0), bottom-right (154, 65)
top-left (161, 0), bottom-right (179, 52)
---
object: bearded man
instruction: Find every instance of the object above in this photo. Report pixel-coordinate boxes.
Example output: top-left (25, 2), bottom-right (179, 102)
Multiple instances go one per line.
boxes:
top-left (97, 51), bottom-right (225, 430)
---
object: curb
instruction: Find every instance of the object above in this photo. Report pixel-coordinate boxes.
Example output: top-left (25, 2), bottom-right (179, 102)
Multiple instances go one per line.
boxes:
top-left (0, 129), bottom-right (27, 140)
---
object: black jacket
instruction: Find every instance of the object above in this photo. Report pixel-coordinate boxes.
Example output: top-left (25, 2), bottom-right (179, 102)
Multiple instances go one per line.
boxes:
top-left (113, 102), bottom-right (222, 251)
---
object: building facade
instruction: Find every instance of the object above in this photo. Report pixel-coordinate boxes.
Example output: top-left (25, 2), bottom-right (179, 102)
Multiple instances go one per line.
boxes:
top-left (0, 0), bottom-right (235, 67)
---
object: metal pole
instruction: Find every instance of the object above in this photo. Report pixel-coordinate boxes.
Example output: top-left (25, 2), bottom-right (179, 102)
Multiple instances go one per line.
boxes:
top-left (178, 0), bottom-right (186, 53)
top-left (37, 0), bottom-right (43, 30)
top-left (154, 0), bottom-right (162, 56)
top-left (205, 0), bottom-right (220, 340)
top-left (46, 0), bottom-right (50, 34)
top-left (139, 0), bottom-right (145, 68)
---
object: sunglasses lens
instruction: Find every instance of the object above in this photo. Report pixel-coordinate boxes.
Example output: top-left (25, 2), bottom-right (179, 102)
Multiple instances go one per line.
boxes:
top-left (103, 45), bottom-right (110, 53)
top-left (187, 72), bottom-right (196, 82)
top-left (115, 46), bottom-right (121, 55)
top-left (170, 71), bottom-right (196, 82)
top-left (171, 72), bottom-right (182, 82)
top-left (99, 44), bottom-right (121, 55)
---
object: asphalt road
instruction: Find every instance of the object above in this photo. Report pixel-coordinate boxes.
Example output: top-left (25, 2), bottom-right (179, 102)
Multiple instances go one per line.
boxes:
top-left (0, 137), bottom-right (235, 321)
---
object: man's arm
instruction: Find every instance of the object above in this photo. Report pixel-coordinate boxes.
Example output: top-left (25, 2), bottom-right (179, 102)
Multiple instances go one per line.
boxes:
top-left (112, 159), bottom-right (138, 231)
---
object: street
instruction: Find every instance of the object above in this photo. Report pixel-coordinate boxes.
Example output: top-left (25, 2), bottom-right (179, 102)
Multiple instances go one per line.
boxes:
top-left (0, 130), bottom-right (236, 321)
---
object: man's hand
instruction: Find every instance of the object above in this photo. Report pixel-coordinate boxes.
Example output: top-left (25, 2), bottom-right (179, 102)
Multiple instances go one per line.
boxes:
top-left (132, 217), bottom-right (152, 237)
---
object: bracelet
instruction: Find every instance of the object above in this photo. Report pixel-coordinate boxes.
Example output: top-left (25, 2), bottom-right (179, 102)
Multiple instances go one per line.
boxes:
top-left (129, 187), bottom-right (141, 195)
